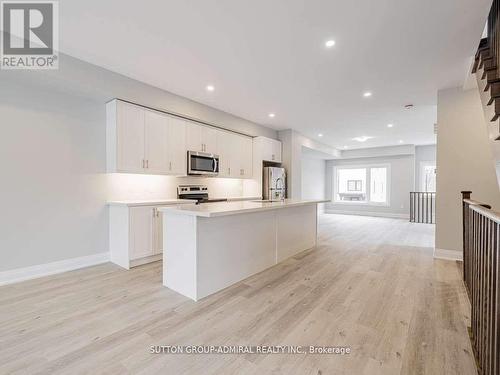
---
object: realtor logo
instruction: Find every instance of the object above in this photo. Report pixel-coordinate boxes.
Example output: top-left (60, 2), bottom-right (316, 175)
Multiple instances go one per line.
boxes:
top-left (1, 1), bottom-right (58, 69)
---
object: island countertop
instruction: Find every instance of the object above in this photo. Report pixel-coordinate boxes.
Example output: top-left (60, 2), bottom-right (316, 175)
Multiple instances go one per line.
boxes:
top-left (158, 199), bottom-right (329, 218)
top-left (107, 196), bottom-right (262, 207)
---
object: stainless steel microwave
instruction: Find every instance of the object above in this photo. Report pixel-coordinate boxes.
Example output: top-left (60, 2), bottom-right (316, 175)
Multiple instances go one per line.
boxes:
top-left (187, 151), bottom-right (219, 176)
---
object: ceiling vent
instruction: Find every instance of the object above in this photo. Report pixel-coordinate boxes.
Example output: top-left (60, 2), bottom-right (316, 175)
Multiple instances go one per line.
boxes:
top-left (434, 123), bottom-right (438, 134)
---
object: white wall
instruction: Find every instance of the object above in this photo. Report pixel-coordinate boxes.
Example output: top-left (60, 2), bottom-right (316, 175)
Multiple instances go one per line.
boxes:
top-left (2, 54), bottom-right (277, 139)
top-left (0, 81), bottom-right (108, 272)
top-left (301, 154), bottom-right (326, 211)
top-left (325, 153), bottom-right (415, 218)
top-left (435, 87), bottom-right (500, 255)
top-left (0, 54), bottom-right (276, 272)
top-left (278, 129), bottom-right (339, 199)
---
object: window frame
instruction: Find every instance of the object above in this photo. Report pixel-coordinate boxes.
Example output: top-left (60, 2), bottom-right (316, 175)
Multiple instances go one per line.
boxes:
top-left (332, 163), bottom-right (391, 206)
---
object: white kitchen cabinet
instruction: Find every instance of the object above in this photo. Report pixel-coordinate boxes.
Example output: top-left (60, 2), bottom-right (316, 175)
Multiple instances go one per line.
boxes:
top-left (234, 134), bottom-right (253, 178)
top-left (216, 130), bottom-right (253, 178)
top-left (107, 99), bottom-right (255, 178)
top-left (109, 202), bottom-right (192, 269)
top-left (144, 110), bottom-right (169, 174)
top-left (129, 206), bottom-right (155, 260)
top-left (202, 127), bottom-right (218, 154)
top-left (107, 100), bottom-right (187, 176)
top-left (185, 121), bottom-right (218, 153)
top-left (146, 112), bottom-right (187, 176)
top-left (167, 116), bottom-right (187, 175)
top-left (185, 121), bottom-right (202, 152)
top-left (254, 136), bottom-right (282, 163)
top-left (113, 101), bottom-right (146, 173)
top-left (216, 130), bottom-right (232, 177)
top-left (242, 136), bottom-right (253, 178)
top-left (153, 208), bottom-right (163, 255)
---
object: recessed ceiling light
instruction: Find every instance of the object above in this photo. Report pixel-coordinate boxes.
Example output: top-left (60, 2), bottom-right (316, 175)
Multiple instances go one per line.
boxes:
top-left (363, 92), bottom-right (372, 98)
top-left (343, 145), bottom-right (348, 149)
top-left (206, 85), bottom-right (215, 92)
top-left (268, 113), bottom-right (275, 118)
top-left (325, 40), bottom-right (336, 48)
top-left (387, 123), bottom-right (394, 128)
top-left (352, 136), bottom-right (372, 142)
top-left (318, 133), bottom-right (323, 137)
top-left (399, 140), bottom-right (404, 144)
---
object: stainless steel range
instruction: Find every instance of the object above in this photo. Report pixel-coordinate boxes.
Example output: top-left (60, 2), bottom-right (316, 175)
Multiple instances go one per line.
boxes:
top-left (177, 185), bottom-right (228, 204)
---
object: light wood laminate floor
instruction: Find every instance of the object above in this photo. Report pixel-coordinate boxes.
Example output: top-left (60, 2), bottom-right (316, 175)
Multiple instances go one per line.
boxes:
top-left (0, 214), bottom-right (476, 375)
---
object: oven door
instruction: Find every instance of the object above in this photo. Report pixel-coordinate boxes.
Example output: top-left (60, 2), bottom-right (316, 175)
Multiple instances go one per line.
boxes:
top-left (187, 151), bottom-right (219, 176)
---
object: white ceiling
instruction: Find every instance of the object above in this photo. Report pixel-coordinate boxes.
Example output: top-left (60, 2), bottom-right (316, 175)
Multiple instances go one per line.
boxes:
top-left (59, 0), bottom-right (491, 149)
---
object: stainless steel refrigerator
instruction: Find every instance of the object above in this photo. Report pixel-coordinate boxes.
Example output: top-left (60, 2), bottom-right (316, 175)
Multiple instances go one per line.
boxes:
top-left (263, 167), bottom-right (286, 201)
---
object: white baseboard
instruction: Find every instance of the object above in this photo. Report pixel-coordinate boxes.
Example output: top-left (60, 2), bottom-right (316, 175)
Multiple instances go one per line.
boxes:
top-left (0, 252), bottom-right (109, 286)
top-left (433, 248), bottom-right (463, 261)
top-left (325, 209), bottom-right (409, 219)
top-left (130, 254), bottom-right (162, 268)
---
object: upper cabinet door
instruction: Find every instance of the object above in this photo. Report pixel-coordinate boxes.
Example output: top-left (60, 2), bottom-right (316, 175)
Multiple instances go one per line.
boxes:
top-left (185, 121), bottom-right (203, 152)
top-left (144, 110), bottom-right (169, 174)
top-left (232, 134), bottom-right (252, 178)
top-left (167, 117), bottom-right (187, 175)
top-left (216, 130), bottom-right (232, 177)
top-left (272, 139), bottom-right (282, 163)
top-left (116, 102), bottom-right (146, 173)
top-left (255, 136), bottom-right (282, 163)
top-left (241, 136), bottom-right (253, 178)
top-left (185, 122), bottom-right (218, 153)
top-left (202, 127), bottom-right (218, 154)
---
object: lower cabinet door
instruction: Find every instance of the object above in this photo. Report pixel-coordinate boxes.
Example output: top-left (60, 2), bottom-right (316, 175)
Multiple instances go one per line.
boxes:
top-left (154, 209), bottom-right (163, 255)
top-left (129, 206), bottom-right (155, 260)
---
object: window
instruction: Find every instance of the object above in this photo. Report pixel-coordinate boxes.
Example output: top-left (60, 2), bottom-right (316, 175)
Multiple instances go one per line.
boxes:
top-left (336, 168), bottom-right (367, 202)
top-left (419, 162), bottom-right (436, 192)
top-left (347, 180), bottom-right (362, 191)
top-left (334, 165), bottom-right (389, 205)
top-left (370, 167), bottom-right (387, 203)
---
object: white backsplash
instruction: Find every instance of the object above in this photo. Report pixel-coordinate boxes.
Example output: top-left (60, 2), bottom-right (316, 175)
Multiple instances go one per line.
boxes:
top-left (107, 173), bottom-right (260, 201)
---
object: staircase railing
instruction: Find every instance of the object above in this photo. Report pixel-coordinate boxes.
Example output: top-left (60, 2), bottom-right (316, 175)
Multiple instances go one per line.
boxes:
top-left (473, 0), bottom-right (500, 132)
top-left (409, 192), bottom-right (435, 223)
top-left (461, 191), bottom-right (499, 375)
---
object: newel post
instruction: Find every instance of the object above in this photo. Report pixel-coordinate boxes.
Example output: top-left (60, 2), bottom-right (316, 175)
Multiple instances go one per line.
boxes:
top-left (461, 191), bottom-right (472, 201)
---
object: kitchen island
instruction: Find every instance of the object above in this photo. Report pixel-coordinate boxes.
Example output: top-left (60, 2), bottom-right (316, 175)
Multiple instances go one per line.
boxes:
top-left (158, 199), bottom-right (328, 301)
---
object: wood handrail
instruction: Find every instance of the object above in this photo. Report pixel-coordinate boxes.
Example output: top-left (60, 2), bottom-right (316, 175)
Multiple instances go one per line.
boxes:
top-left (468, 202), bottom-right (500, 223)
top-left (463, 198), bottom-right (493, 209)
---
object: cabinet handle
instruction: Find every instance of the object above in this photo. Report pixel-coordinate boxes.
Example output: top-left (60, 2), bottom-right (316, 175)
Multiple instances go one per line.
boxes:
top-left (169, 161), bottom-right (172, 171)
top-left (272, 154), bottom-right (275, 160)
top-left (228, 167), bottom-right (231, 174)
top-left (146, 160), bottom-right (149, 168)
top-left (142, 159), bottom-right (145, 168)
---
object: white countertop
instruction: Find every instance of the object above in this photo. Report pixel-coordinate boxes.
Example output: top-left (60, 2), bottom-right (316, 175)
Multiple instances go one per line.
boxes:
top-left (223, 196), bottom-right (262, 202)
top-left (158, 199), bottom-right (330, 217)
top-left (107, 196), bottom-right (262, 207)
top-left (107, 199), bottom-right (197, 207)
